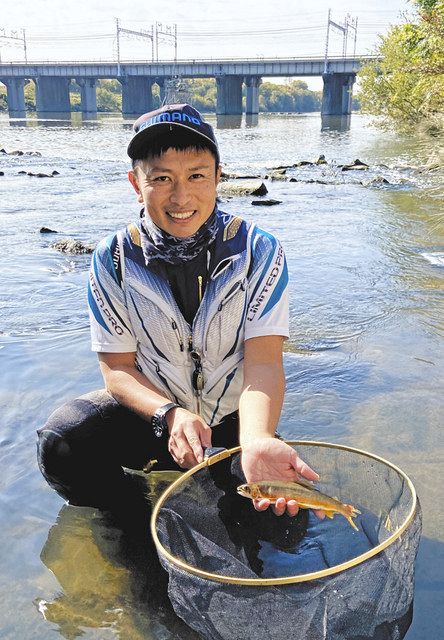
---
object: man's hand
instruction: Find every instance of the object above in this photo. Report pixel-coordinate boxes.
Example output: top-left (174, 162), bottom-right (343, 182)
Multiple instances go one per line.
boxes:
top-left (167, 408), bottom-right (212, 468)
top-left (241, 437), bottom-right (325, 518)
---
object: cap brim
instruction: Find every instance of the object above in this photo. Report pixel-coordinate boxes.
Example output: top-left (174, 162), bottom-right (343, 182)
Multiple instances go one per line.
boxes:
top-left (127, 121), bottom-right (218, 159)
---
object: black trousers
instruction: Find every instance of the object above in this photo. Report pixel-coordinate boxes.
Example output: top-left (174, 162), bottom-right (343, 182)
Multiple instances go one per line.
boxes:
top-left (37, 389), bottom-right (239, 509)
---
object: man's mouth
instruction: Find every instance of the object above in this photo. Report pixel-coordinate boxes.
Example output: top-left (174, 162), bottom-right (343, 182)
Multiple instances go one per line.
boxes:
top-left (167, 210), bottom-right (195, 221)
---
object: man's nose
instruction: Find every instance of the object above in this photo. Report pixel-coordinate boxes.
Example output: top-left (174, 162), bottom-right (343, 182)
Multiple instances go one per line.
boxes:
top-left (170, 180), bottom-right (191, 205)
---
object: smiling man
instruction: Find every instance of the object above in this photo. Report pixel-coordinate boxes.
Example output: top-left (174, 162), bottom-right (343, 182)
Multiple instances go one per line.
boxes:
top-left (37, 104), bottom-right (318, 516)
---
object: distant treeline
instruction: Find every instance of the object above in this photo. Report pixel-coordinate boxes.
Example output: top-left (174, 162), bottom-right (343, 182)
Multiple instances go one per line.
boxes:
top-left (0, 78), bottom-right (361, 113)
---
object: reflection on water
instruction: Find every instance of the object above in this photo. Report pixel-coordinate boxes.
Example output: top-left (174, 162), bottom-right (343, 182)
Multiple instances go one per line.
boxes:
top-left (216, 113), bottom-right (243, 129)
top-left (245, 113), bottom-right (259, 128)
top-left (321, 114), bottom-right (351, 131)
top-left (37, 474), bottom-right (198, 640)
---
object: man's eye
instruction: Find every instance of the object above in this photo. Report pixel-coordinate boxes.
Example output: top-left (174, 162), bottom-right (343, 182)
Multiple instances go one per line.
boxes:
top-left (153, 176), bottom-right (170, 182)
top-left (190, 173), bottom-right (204, 179)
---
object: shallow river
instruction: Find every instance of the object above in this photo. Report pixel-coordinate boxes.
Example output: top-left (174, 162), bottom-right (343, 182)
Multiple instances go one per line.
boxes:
top-left (0, 111), bottom-right (443, 639)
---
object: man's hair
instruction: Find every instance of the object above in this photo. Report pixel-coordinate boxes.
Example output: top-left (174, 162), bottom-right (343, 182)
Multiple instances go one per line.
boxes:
top-left (131, 129), bottom-right (220, 172)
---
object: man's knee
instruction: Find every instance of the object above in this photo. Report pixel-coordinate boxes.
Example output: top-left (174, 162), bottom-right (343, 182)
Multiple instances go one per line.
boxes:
top-left (36, 391), bottom-right (118, 502)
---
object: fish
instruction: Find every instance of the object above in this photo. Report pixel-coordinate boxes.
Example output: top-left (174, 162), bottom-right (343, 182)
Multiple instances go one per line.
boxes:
top-left (237, 479), bottom-right (361, 531)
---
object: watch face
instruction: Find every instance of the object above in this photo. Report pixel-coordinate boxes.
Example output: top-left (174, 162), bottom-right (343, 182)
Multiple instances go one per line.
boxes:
top-left (152, 416), bottom-right (164, 438)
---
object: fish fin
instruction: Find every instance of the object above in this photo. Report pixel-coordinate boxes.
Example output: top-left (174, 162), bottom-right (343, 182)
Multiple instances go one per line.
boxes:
top-left (324, 511), bottom-right (335, 519)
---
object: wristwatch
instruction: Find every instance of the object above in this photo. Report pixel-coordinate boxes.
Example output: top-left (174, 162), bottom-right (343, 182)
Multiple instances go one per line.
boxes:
top-left (151, 402), bottom-right (180, 438)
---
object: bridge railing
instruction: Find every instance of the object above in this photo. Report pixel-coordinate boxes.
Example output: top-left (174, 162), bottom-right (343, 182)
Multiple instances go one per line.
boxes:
top-left (0, 54), bottom-right (379, 67)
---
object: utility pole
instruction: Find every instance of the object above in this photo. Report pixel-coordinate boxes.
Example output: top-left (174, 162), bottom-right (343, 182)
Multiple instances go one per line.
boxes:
top-left (155, 22), bottom-right (177, 62)
top-left (0, 28), bottom-right (27, 62)
top-left (115, 18), bottom-right (121, 76)
top-left (115, 18), bottom-right (155, 66)
top-left (23, 29), bottom-right (27, 63)
top-left (324, 9), bottom-right (358, 72)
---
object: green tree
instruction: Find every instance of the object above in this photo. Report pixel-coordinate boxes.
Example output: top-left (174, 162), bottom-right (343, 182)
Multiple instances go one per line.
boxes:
top-left (24, 81), bottom-right (36, 111)
top-left (0, 84), bottom-right (7, 112)
top-left (358, 0), bottom-right (444, 133)
top-left (186, 78), bottom-right (217, 112)
top-left (96, 80), bottom-right (122, 112)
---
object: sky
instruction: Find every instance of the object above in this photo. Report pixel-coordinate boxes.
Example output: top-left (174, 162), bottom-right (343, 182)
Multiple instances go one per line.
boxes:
top-left (1, 0), bottom-right (412, 88)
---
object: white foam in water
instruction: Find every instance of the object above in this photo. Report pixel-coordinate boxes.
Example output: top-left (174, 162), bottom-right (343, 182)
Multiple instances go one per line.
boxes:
top-left (421, 252), bottom-right (444, 266)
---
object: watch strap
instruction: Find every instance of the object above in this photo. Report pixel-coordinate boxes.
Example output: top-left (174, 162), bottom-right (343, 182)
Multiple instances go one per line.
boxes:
top-left (151, 402), bottom-right (180, 438)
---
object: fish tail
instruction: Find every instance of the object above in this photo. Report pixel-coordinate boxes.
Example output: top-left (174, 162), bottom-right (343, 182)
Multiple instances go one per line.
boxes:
top-left (346, 515), bottom-right (359, 531)
top-left (342, 504), bottom-right (360, 530)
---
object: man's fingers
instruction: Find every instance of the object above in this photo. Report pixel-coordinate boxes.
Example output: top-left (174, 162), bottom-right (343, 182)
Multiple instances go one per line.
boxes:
top-left (185, 426), bottom-right (210, 464)
top-left (272, 497), bottom-right (287, 516)
top-left (294, 455), bottom-right (320, 481)
top-left (200, 425), bottom-right (212, 450)
top-left (286, 499), bottom-right (300, 517)
top-left (253, 498), bottom-right (270, 512)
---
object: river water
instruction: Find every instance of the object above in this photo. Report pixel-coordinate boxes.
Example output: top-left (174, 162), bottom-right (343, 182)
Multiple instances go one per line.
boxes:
top-left (0, 112), bottom-right (443, 639)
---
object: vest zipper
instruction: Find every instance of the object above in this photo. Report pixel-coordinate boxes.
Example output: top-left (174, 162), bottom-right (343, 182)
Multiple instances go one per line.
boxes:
top-left (190, 349), bottom-right (204, 417)
top-left (171, 319), bottom-right (184, 351)
top-left (197, 275), bottom-right (203, 303)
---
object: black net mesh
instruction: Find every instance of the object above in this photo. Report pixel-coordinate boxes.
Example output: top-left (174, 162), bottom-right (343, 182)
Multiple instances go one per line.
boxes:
top-left (152, 442), bottom-right (421, 640)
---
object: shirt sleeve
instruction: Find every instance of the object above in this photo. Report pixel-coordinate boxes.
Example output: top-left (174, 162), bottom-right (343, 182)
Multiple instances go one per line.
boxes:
top-left (244, 228), bottom-right (290, 340)
top-left (88, 234), bottom-right (137, 353)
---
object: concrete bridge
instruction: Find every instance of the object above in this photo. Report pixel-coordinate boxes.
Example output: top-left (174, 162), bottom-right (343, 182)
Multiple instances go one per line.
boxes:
top-left (0, 56), bottom-right (372, 118)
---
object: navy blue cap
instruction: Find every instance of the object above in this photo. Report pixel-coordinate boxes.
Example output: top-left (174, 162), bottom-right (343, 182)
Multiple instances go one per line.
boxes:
top-left (127, 103), bottom-right (218, 160)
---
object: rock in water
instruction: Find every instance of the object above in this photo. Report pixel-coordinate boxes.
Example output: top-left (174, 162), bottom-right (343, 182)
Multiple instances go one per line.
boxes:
top-left (251, 199), bottom-right (282, 206)
top-left (40, 227), bottom-right (58, 234)
top-left (218, 180), bottom-right (268, 197)
top-left (341, 159), bottom-right (370, 171)
top-left (52, 238), bottom-right (95, 254)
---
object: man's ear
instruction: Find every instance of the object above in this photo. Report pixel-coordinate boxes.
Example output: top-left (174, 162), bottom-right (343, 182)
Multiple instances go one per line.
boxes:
top-left (128, 170), bottom-right (143, 203)
top-left (215, 164), bottom-right (222, 186)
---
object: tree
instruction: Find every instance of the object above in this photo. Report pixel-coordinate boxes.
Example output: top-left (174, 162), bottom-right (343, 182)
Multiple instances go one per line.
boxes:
top-left (358, 0), bottom-right (444, 133)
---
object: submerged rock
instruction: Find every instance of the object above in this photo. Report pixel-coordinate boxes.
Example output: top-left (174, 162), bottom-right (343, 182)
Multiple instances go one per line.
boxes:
top-left (1, 148), bottom-right (42, 156)
top-left (315, 154), bottom-right (328, 165)
top-left (341, 159), bottom-right (370, 171)
top-left (52, 238), bottom-right (95, 254)
top-left (220, 171), bottom-right (261, 180)
top-left (266, 169), bottom-right (287, 181)
top-left (218, 180), bottom-right (268, 197)
top-left (21, 170), bottom-right (60, 178)
top-left (363, 176), bottom-right (391, 186)
top-left (267, 164), bottom-right (294, 171)
top-left (251, 199), bottom-right (282, 206)
top-left (294, 160), bottom-right (314, 167)
top-left (40, 227), bottom-right (58, 234)
top-left (289, 177), bottom-right (331, 184)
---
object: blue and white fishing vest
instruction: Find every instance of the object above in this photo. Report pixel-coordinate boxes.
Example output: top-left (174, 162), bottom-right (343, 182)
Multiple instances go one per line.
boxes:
top-left (88, 210), bottom-right (289, 427)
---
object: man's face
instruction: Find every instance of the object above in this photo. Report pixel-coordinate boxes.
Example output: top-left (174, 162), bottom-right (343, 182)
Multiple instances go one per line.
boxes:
top-left (128, 147), bottom-right (221, 238)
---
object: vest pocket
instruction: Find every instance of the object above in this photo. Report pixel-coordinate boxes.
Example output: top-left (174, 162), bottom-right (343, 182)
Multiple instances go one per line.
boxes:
top-left (204, 278), bottom-right (248, 355)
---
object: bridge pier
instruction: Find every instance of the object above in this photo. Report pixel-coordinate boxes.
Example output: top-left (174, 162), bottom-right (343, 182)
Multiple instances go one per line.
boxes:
top-left (216, 76), bottom-right (243, 115)
top-left (76, 78), bottom-right (97, 114)
top-left (321, 73), bottom-right (355, 116)
top-left (1, 77), bottom-right (29, 116)
top-left (120, 77), bottom-right (153, 116)
top-left (35, 77), bottom-right (71, 112)
top-left (245, 76), bottom-right (261, 115)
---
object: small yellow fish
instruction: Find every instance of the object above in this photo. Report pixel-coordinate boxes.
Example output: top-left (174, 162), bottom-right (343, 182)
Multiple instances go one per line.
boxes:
top-left (237, 479), bottom-right (361, 531)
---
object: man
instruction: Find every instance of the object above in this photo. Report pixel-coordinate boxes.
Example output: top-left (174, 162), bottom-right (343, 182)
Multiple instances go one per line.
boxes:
top-left (37, 104), bottom-right (319, 517)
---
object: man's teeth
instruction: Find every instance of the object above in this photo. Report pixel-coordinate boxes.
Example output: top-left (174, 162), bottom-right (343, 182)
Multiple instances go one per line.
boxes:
top-left (168, 211), bottom-right (195, 220)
